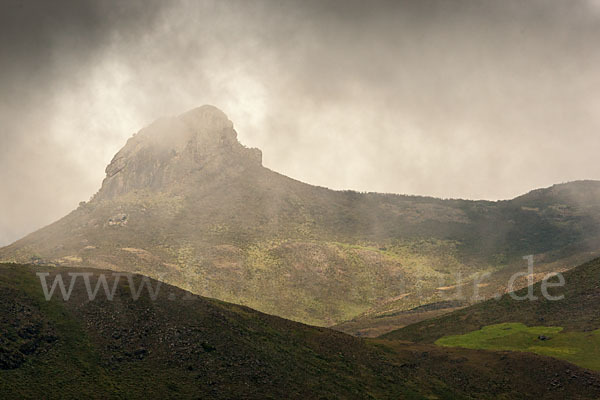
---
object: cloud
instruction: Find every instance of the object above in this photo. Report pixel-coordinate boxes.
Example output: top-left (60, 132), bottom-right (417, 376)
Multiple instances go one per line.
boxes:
top-left (1, 0), bottom-right (600, 245)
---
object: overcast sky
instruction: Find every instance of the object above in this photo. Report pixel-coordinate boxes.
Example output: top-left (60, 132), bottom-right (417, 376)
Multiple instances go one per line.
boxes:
top-left (1, 0), bottom-right (600, 246)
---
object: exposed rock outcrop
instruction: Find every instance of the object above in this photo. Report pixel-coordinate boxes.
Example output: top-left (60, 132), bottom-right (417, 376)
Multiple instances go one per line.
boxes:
top-left (96, 105), bottom-right (262, 200)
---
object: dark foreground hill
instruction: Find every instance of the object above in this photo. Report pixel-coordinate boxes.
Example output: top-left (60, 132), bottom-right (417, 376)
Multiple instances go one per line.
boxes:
top-left (2, 106), bottom-right (600, 327)
top-left (2, 263), bottom-right (600, 399)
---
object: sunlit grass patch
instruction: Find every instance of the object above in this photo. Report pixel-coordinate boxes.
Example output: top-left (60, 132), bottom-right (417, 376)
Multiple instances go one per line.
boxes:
top-left (436, 322), bottom-right (600, 371)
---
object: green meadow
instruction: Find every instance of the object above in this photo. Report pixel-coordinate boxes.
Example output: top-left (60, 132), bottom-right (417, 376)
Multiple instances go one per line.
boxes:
top-left (436, 322), bottom-right (600, 371)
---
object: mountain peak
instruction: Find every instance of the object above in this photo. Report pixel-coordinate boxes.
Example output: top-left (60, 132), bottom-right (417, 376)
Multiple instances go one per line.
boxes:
top-left (178, 105), bottom-right (233, 131)
top-left (95, 105), bottom-right (262, 200)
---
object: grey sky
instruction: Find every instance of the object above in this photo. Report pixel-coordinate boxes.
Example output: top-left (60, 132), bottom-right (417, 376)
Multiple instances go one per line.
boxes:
top-left (1, 0), bottom-right (600, 246)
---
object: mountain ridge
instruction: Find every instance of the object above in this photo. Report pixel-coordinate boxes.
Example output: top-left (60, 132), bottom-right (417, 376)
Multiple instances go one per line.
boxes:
top-left (3, 106), bottom-right (600, 328)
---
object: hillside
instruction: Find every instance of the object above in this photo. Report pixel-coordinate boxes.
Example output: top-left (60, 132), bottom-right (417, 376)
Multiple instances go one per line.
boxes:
top-left (2, 106), bottom-right (600, 327)
top-left (381, 257), bottom-right (600, 370)
top-left (2, 263), bottom-right (600, 399)
top-left (332, 250), bottom-right (591, 337)
top-left (383, 256), bottom-right (600, 342)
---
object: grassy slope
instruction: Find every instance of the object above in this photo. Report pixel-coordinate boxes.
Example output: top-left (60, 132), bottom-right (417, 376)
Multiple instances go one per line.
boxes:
top-left (436, 322), bottom-right (600, 372)
top-left (382, 257), bottom-right (600, 372)
top-left (333, 181), bottom-right (600, 335)
top-left (2, 263), bottom-right (600, 399)
top-left (2, 175), bottom-right (600, 328)
top-left (331, 249), bottom-right (589, 337)
top-left (383, 257), bottom-right (600, 343)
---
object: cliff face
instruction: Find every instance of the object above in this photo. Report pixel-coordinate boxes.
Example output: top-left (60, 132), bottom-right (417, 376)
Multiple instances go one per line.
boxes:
top-left (96, 105), bottom-right (262, 200)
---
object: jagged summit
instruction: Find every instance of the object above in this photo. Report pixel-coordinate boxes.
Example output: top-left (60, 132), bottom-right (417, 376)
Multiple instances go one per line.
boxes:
top-left (96, 105), bottom-right (262, 200)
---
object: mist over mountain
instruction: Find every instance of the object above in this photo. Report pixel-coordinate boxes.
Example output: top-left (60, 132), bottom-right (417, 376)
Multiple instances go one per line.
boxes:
top-left (2, 106), bottom-right (600, 330)
top-left (96, 106), bottom-right (262, 200)
top-left (3, 1), bottom-right (600, 398)
top-left (3, 0), bottom-right (600, 249)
